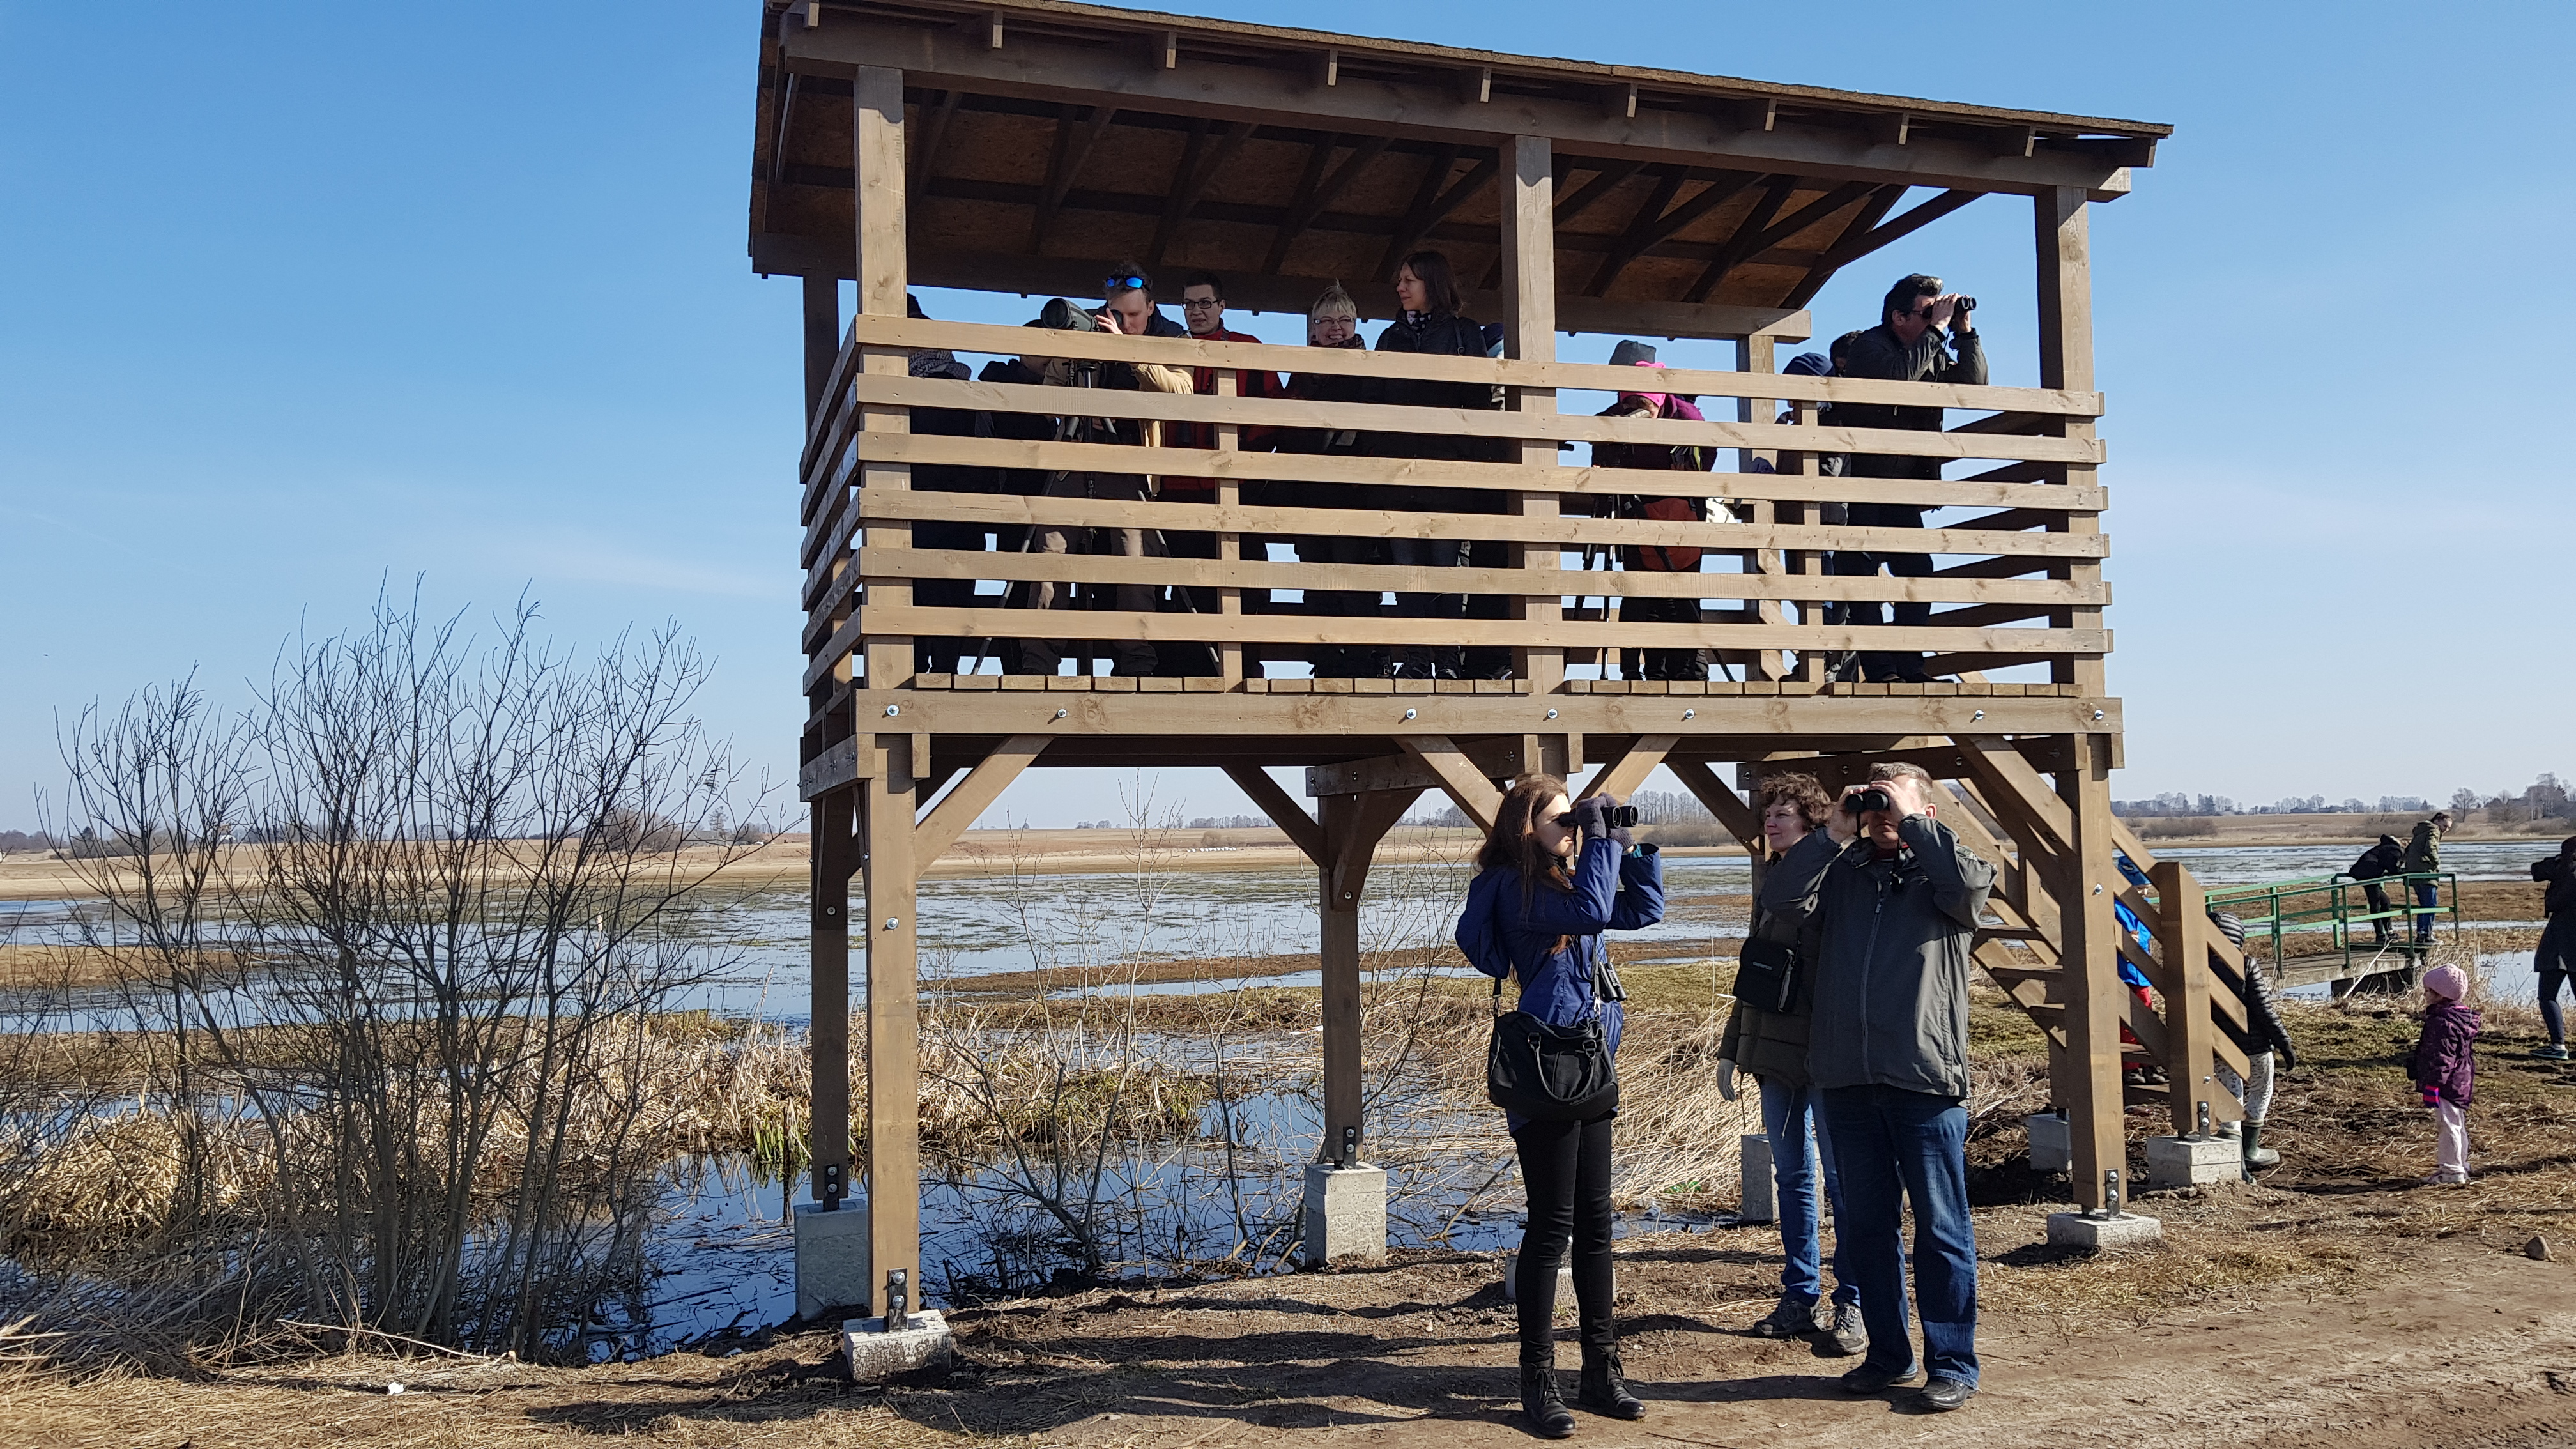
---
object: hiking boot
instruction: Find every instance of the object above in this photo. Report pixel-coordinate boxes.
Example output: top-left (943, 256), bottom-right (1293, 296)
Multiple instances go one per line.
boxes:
top-left (1577, 1345), bottom-right (1646, 1421)
top-left (2242, 1123), bottom-right (2280, 1170)
top-left (1750, 1294), bottom-right (1820, 1339)
top-left (2534, 1043), bottom-right (2570, 1061)
top-left (1823, 1301), bottom-right (1866, 1357)
top-left (1519, 1363), bottom-right (1575, 1439)
top-left (1841, 1360), bottom-right (1921, 1394)
top-left (1917, 1377), bottom-right (1977, 1413)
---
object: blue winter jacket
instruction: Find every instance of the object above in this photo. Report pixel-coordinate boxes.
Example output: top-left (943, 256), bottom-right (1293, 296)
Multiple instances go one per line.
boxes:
top-left (1456, 839), bottom-right (1666, 1121)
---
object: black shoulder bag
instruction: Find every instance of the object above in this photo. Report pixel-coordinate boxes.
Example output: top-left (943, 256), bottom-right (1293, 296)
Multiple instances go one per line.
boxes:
top-left (1486, 940), bottom-right (1621, 1121)
top-left (1733, 915), bottom-right (1803, 1017)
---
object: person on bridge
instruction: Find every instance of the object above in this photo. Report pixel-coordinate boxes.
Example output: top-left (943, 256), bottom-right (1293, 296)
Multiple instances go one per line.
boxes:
top-left (1829, 275), bottom-right (1987, 684)
top-left (2347, 833), bottom-right (2405, 946)
top-left (1715, 770), bottom-right (1867, 1356)
top-left (2402, 811), bottom-right (2453, 946)
top-left (1758, 762), bottom-right (1995, 1414)
top-left (2409, 963), bottom-right (2480, 1186)
top-left (2529, 836), bottom-right (2576, 1060)
top-left (1456, 777), bottom-right (1664, 1436)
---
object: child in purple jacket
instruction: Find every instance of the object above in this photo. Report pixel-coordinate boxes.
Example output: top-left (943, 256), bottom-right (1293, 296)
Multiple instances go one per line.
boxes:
top-left (2408, 963), bottom-right (2480, 1186)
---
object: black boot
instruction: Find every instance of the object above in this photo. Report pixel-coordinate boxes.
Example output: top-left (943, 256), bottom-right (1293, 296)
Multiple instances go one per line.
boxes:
top-left (1519, 1362), bottom-right (1575, 1438)
top-left (1577, 1344), bottom-right (1646, 1420)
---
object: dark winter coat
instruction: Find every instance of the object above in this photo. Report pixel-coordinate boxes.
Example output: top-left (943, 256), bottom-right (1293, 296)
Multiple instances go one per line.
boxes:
top-left (1832, 321), bottom-right (1989, 499)
top-left (2401, 820), bottom-right (2442, 876)
top-left (1372, 310), bottom-right (1508, 500)
top-left (2409, 999), bottom-right (2480, 1107)
top-left (1457, 839), bottom-right (1666, 1063)
top-left (1719, 866), bottom-right (1828, 1087)
top-left (2532, 851), bottom-right (2576, 919)
top-left (2349, 836), bottom-right (2403, 882)
top-left (2533, 852), bottom-right (2576, 976)
top-left (1758, 815), bottom-right (1997, 1099)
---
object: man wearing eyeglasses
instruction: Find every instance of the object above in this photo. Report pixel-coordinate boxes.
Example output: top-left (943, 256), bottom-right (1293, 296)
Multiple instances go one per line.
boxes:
top-left (1098, 263), bottom-right (1190, 339)
top-left (1147, 272), bottom-right (1288, 666)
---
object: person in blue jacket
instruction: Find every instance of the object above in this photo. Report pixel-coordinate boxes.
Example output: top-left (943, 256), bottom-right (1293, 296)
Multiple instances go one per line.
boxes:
top-left (1456, 775), bottom-right (1666, 1438)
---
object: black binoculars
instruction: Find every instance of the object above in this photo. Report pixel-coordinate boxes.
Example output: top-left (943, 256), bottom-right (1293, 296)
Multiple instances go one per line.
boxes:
top-left (1842, 788), bottom-right (1894, 815)
top-left (1558, 804), bottom-right (1640, 829)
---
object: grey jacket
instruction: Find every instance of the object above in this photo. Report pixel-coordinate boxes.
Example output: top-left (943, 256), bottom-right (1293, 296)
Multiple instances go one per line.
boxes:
top-left (1757, 814), bottom-right (1995, 1098)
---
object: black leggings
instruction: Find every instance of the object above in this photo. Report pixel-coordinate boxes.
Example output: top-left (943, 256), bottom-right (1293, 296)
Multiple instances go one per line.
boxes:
top-left (1514, 1112), bottom-right (1617, 1363)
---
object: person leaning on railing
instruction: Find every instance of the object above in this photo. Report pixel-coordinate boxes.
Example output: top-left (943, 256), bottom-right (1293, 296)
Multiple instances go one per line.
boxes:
top-left (1827, 273), bottom-right (1988, 684)
top-left (1713, 770), bottom-right (1867, 1356)
top-left (1004, 295), bottom-right (1192, 679)
top-left (1455, 776), bottom-right (1663, 1436)
top-left (1592, 339), bottom-right (1717, 684)
top-left (2344, 832), bottom-right (2405, 946)
top-left (1281, 284), bottom-right (1386, 678)
top-left (1373, 249), bottom-right (1508, 680)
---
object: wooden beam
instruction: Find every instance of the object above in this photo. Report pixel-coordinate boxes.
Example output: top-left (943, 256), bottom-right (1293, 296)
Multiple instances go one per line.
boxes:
top-left (861, 737), bottom-right (920, 1306)
top-left (1396, 735), bottom-right (1506, 832)
top-left (1222, 763), bottom-right (1326, 865)
top-left (1779, 183), bottom-right (1924, 309)
top-left (1310, 48), bottom-right (1338, 90)
top-left (802, 273), bottom-right (841, 427)
top-left (1687, 178), bottom-right (1876, 303)
top-left (809, 788), bottom-right (857, 1212)
top-left (1149, 120), bottom-right (1253, 266)
top-left (1029, 104), bottom-right (1120, 253)
top-left (907, 88), bottom-right (961, 201)
top-left (1307, 737), bottom-right (1533, 797)
top-left (852, 65), bottom-right (911, 694)
top-left (1604, 82), bottom-right (1639, 121)
top-left (1552, 158), bottom-right (1649, 226)
top-left (1263, 134), bottom-right (1392, 275)
top-left (1502, 132), bottom-right (1563, 690)
top-left (1956, 734), bottom-right (2077, 857)
top-left (1580, 733), bottom-right (1680, 804)
top-left (781, 22), bottom-right (2150, 197)
top-left (912, 734), bottom-right (1048, 865)
top-left (1379, 149), bottom-right (1499, 281)
top-left (2055, 732), bottom-right (2129, 1213)
top-left (1585, 170), bottom-right (1763, 296)
top-left (1667, 756), bottom-right (1759, 845)
top-left (1316, 786), bottom-right (1420, 1163)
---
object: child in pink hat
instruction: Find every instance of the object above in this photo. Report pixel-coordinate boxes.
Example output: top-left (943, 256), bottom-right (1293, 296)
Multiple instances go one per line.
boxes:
top-left (2408, 963), bottom-right (2479, 1185)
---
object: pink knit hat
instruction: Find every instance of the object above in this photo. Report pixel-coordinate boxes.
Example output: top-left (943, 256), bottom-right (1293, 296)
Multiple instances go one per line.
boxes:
top-left (2423, 963), bottom-right (2467, 1001)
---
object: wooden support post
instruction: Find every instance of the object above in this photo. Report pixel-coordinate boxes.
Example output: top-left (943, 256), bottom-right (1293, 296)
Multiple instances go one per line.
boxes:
top-left (1223, 763), bottom-right (1326, 864)
top-left (914, 735), bottom-right (1048, 865)
top-left (1668, 756), bottom-right (1759, 844)
top-left (861, 735), bottom-right (921, 1303)
top-left (854, 65), bottom-right (914, 691)
top-left (1215, 371), bottom-right (1245, 683)
top-left (1793, 399), bottom-right (1827, 684)
top-left (1500, 134), bottom-right (1565, 692)
top-left (1316, 787), bottom-right (1420, 1163)
top-left (2152, 860), bottom-right (2225, 1135)
top-left (1580, 733), bottom-right (1678, 805)
top-left (803, 274), bottom-right (841, 425)
top-left (2056, 732), bottom-right (2128, 1211)
top-left (2034, 186), bottom-right (2104, 694)
top-left (1395, 735), bottom-right (1505, 832)
top-left (809, 786), bottom-right (857, 1209)
top-left (1735, 334), bottom-right (1784, 681)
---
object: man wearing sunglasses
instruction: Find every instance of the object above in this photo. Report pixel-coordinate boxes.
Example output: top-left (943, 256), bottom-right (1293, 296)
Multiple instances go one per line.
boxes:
top-left (1097, 263), bottom-right (1190, 339)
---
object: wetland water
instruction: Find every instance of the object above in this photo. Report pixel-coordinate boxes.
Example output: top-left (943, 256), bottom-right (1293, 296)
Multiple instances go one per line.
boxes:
top-left (3, 836), bottom-right (2554, 1352)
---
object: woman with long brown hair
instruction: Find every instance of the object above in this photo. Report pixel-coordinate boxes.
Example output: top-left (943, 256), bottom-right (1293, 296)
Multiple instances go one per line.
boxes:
top-left (1455, 775), bottom-right (1664, 1437)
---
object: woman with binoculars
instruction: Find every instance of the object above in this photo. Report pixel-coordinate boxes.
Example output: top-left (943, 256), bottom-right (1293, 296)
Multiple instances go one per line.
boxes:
top-left (1455, 776), bottom-right (1664, 1438)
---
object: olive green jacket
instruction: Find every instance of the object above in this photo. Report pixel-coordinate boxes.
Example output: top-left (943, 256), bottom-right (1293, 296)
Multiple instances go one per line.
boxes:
top-left (2401, 820), bottom-right (2442, 876)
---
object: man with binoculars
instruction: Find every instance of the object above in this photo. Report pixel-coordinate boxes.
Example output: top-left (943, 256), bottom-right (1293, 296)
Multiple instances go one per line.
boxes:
top-left (1756, 762), bottom-right (1995, 1413)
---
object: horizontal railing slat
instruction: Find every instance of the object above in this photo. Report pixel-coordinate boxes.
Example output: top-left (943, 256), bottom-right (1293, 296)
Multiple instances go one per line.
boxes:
top-left (841, 314), bottom-right (2104, 418)
top-left (853, 490), bottom-right (2112, 558)
top-left (854, 546), bottom-right (2110, 606)
top-left (847, 374), bottom-right (2104, 464)
top-left (844, 432), bottom-right (2108, 513)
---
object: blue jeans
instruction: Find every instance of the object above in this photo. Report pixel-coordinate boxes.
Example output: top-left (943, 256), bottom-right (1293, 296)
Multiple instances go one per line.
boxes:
top-left (1820, 1084), bottom-right (1978, 1388)
top-left (1758, 1076), bottom-right (1859, 1309)
top-left (2414, 881), bottom-right (2439, 943)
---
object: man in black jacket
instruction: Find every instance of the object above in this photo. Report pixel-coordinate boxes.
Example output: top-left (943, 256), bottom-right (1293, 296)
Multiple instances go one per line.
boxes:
top-left (1830, 275), bottom-right (1987, 683)
top-left (2347, 834), bottom-right (2404, 946)
top-left (1758, 762), bottom-right (1994, 1413)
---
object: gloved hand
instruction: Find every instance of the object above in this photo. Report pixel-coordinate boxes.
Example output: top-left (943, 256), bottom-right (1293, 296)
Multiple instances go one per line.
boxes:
top-left (1715, 1059), bottom-right (1739, 1103)
top-left (1568, 793), bottom-right (1614, 836)
top-left (1610, 822), bottom-right (1637, 851)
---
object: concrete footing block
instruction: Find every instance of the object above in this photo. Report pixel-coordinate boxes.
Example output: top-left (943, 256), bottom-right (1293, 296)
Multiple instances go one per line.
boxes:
top-left (1303, 1162), bottom-right (1388, 1267)
top-left (1499, 1248), bottom-right (1575, 1303)
top-left (793, 1199), bottom-right (872, 1321)
top-left (841, 1310), bottom-right (953, 1381)
top-left (1738, 1132), bottom-right (1775, 1224)
top-left (2046, 1211), bottom-right (2163, 1249)
top-left (2145, 1134), bottom-right (2242, 1190)
top-left (2026, 1112), bottom-right (2071, 1174)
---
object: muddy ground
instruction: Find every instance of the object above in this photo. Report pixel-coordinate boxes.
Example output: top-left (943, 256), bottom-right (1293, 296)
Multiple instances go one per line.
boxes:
top-left (10, 995), bottom-right (2573, 1449)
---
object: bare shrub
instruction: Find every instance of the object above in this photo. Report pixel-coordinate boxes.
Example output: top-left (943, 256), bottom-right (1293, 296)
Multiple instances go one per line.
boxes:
top-left (17, 590), bottom-right (773, 1360)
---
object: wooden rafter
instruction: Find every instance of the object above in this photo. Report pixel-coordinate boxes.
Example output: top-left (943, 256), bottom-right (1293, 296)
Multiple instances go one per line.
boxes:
top-left (1148, 119), bottom-right (1254, 266)
top-left (1262, 134), bottom-right (1392, 275)
top-left (1579, 733), bottom-right (1680, 804)
top-left (1783, 187), bottom-right (1975, 309)
top-left (1395, 735), bottom-right (1505, 832)
top-left (913, 735), bottom-right (1049, 864)
top-left (1378, 150), bottom-right (1498, 281)
top-left (1685, 178), bottom-right (1875, 303)
top-left (908, 88), bottom-right (962, 201)
top-left (1666, 757), bottom-right (1760, 844)
top-left (1555, 159), bottom-right (1650, 225)
top-left (1584, 169), bottom-right (1763, 296)
top-left (1222, 763), bottom-right (1327, 865)
top-left (1029, 103), bottom-right (1121, 252)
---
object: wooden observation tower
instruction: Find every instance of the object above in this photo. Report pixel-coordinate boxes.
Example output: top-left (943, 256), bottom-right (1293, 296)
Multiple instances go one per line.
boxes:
top-left (751, 0), bottom-right (2251, 1310)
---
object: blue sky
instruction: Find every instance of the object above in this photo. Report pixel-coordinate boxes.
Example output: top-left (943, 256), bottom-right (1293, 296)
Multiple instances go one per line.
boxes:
top-left (1, 1), bottom-right (2564, 832)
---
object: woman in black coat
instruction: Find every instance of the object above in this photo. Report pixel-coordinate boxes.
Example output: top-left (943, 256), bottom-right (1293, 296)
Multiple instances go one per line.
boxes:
top-left (2531, 836), bottom-right (2576, 1059)
top-left (1372, 250), bottom-right (1505, 678)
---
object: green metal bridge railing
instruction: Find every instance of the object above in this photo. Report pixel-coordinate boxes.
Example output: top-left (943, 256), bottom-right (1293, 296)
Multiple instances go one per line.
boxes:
top-left (2199, 870), bottom-right (2460, 985)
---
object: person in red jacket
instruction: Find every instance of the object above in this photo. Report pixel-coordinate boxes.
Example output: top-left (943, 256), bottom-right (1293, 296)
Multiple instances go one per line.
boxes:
top-left (1156, 272), bottom-right (1284, 670)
